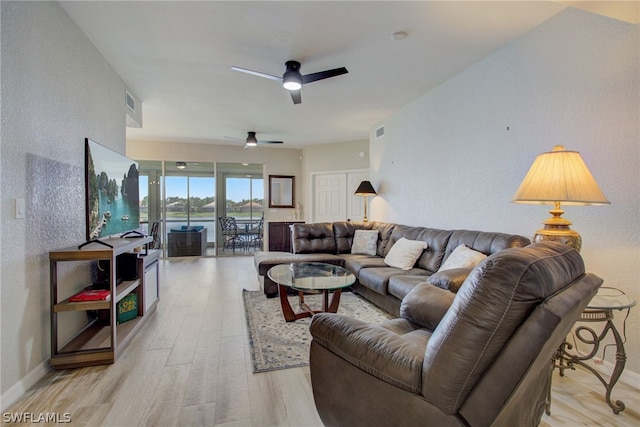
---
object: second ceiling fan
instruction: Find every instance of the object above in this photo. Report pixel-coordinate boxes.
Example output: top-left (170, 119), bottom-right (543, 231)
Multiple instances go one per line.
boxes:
top-left (226, 131), bottom-right (283, 148)
top-left (231, 60), bottom-right (348, 104)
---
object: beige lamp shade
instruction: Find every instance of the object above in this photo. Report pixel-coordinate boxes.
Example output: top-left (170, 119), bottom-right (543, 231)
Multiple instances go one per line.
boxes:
top-left (512, 145), bottom-right (609, 206)
top-left (512, 145), bottom-right (609, 252)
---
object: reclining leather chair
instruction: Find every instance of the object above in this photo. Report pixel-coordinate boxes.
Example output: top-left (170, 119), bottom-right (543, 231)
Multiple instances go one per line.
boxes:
top-left (309, 242), bottom-right (602, 427)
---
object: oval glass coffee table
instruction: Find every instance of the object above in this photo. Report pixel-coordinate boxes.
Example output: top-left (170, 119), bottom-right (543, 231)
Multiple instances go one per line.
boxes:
top-left (267, 262), bottom-right (356, 322)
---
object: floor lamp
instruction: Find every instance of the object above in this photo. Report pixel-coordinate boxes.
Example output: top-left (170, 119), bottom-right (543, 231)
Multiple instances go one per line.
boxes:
top-left (354, 181), bottom-right (377, 223)
top-left (512, 145), bottom-right (609, 252)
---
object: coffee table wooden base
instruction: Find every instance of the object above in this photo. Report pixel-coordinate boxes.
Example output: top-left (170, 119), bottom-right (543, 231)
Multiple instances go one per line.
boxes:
top-left (278, 284), bottom-right (342, 322)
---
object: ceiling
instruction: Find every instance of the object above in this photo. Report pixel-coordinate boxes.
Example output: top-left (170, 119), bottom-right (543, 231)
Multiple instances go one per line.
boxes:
top-left (59, 1), bottom-right (638, 149)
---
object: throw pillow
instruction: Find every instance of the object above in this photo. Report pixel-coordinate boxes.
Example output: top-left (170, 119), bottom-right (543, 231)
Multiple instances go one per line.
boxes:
top-left (384, 237), bottom-right (428, 270)
top-left (351, 230), bottom-right (379, 255)
top-left (438, 244), bottom-right (487, 272)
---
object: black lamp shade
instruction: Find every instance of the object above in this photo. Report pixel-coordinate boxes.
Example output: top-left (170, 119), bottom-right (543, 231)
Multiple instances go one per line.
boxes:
top-left (354, 181), bottom-right (376, 196)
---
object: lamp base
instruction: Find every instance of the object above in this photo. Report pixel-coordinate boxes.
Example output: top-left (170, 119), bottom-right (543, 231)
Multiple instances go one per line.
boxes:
top-left (532, 224), bottom-right (582, 253)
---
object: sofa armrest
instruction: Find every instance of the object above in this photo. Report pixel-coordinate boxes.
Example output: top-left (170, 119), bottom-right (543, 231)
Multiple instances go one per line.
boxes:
top-left (310, 313), bottom-right (425, 393)
top-left (427, 267), bottom-right (472, 292)
top-left (400, 282), bottom-right (455, 330)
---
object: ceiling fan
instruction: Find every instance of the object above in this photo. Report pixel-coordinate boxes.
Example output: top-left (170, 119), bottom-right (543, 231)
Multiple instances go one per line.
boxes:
top-left (174, 161), bottom-right (206, 169)
top-left (226, 131), bottom-right (283, 148)
top-left (231, 60), bottom-right (348, 104)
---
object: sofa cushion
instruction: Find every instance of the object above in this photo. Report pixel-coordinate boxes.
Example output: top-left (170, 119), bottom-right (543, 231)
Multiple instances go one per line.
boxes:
top-left (384, 237), bottom-right (428, 270)
top-left (359, 267), bottom-right (428, 295)
top-left (427, 268), bottom-right (472, 292)
top-left (438, 244), bottom-right (487, 272)
top-left (388, 274), bottom-right (431, 300)
top-left (351, 230), bottom-right (379, 255)
top-left (369, 222), bottom-right (396, 256)
top-left (377, 318), bottom-right (433, 349)
top-left (385, 225), bottom-right (453, 273)
top-left (442, 229), bottom-right (531, 267)
top-left (339, 254), bottom-right (387, 276)
top-left (333, 221), bottom-right (372, 253)
top-left (400, 282), bottom-right (456, 330)
top-left (292, 222), bottom-right (336, 254)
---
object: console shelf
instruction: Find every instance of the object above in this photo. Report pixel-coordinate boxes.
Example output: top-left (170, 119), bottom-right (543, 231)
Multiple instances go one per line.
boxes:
top-left (49, 236), bottom-right (160, 369)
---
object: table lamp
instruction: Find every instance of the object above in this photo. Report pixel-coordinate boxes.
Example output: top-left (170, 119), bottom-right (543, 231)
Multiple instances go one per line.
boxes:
top-left (512, 145), bottom-right (609, 252)
top-left (354, 180), bottom-right (377, 223)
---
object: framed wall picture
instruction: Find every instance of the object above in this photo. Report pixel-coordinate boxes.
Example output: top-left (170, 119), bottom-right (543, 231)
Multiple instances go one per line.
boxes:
top-left (269, 175), bottom-right (295, 208)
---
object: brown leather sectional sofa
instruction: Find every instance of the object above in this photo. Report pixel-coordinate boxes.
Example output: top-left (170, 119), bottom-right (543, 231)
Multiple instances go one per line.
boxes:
top-left (254, 221), bottom-right (530, 315)
top-left (254, 222), bottom-right (603, 425)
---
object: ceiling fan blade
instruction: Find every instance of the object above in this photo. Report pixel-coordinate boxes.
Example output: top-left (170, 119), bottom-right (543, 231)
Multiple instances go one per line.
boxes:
top-left (258, 140), bottom-right (284, 144)
top-left (302, 67), bottom-right (348, 84)
top-left (231, 66), bottom-right (282, 82)
top-left (224, 135), bottom-right (245, 142)
top-left (290, 90), bottom-right (302, 104)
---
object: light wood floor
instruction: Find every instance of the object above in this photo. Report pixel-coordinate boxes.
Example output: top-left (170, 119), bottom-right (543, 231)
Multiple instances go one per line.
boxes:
top-left (4, 256), bottom-right (639, 426)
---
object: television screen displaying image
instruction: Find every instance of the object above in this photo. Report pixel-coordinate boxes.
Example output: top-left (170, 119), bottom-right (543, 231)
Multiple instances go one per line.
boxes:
top-left (85, 138), bottom-right (140, 240)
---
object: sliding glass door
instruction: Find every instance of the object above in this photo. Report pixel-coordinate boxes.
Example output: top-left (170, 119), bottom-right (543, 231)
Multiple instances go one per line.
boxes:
top-left (138, 161), bottom-right (263, 257)
top-left (164, 168), bottom-right (216, 255)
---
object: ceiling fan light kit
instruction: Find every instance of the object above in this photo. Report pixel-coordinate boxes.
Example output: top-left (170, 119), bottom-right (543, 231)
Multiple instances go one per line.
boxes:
top-left (231, 59), bottom-right (348, 104)
top-left (225, 131), bottom-right (284, 147)
top-left (282, 61), bottom-right (303, 90)
top-left (245, 131), bottom-right (258, 146)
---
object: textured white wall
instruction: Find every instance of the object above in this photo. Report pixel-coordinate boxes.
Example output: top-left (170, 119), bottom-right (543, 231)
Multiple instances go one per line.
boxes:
top-left (371, 9), bottom-right (640, 375)
top-left (1, 1), bottom-right (126, 407)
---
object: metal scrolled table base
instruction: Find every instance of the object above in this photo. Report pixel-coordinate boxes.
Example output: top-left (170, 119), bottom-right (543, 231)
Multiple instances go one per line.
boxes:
top-left (546, 308), bottom-right (627, 415)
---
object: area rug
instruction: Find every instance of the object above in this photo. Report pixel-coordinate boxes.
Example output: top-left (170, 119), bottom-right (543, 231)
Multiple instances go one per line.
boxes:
top-left (243, 289), bottom-right (393, 373)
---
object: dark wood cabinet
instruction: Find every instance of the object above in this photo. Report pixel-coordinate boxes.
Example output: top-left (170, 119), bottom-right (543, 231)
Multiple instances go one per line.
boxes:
top-left (268, 221), bottom-right (304, 252)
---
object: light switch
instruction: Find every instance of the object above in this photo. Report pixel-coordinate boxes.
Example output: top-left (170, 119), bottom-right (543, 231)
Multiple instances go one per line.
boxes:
top-left (15, 198), bottom-right (25, 219)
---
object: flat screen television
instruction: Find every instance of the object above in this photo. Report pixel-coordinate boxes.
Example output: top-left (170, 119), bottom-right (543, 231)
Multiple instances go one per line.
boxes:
top-left (85, 138), bottom-right (140, 241)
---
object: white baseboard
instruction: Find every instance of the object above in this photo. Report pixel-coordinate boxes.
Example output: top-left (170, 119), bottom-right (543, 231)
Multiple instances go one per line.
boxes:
top-left (0, 360), bottom-right (51, 412)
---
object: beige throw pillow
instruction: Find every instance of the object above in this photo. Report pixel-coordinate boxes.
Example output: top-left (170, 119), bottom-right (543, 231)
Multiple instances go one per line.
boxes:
top-left (438, 244), bottom-right (487, 272)
top-left (351, 230), bottom-right (379, 255)
top-left (384, 237), bottom-right (428, 270)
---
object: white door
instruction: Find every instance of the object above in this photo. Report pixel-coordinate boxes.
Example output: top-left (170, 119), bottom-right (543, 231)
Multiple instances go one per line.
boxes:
top-left (314, 173), bottom-right (347, 222)
top-left (312, 170), bottom-right (369, 223)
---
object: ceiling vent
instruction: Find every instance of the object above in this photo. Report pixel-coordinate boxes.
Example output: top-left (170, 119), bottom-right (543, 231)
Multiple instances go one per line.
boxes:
top-left (125, 89), bottom-right (142, 128)
top-left (375, 126), bottom-right (385, 138)
top-left (125, 91), bottom-right (135, 113)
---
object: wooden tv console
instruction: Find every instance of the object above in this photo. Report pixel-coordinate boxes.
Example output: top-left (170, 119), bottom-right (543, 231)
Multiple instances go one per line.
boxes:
top-left (49, 236), bottom-right (159, 369)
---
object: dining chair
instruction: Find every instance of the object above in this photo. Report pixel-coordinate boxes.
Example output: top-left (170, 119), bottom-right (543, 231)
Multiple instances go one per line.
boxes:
top-left (248, 217), bottom-right (264, 251)
top-left (219, 217), bottom-right (244, 253)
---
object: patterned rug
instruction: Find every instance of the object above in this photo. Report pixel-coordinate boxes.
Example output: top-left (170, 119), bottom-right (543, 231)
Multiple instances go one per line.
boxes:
top-left (243, 289), bottom-right (393, 373)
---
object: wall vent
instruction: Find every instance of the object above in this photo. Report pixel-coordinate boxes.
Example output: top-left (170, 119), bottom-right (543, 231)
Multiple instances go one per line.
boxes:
top-left (375, 126), bottom-right (384, 138)
top-left (125, 91), bottom-right (135, 113)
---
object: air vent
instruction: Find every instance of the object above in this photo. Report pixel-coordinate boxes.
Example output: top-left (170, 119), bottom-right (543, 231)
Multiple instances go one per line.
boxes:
top-left (375, 126), bottom-right (384, 138)
top-left (125, 91), bottom-right (135, 113)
